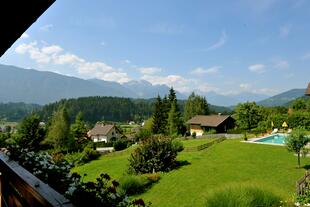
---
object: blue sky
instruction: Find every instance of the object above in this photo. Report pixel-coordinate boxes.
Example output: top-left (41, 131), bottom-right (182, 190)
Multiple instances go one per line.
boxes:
top-left (1, 0), bottom-right (310, 96)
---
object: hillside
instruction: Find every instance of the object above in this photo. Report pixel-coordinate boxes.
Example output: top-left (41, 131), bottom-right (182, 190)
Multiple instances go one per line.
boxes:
top-left (0, 64), bottom-right (270, 106)
top-left (38, 96), bottom-right (232, 124)
top-left (0, 64), bottom-right (183, 104)
top-left (257, 89), bottom-right (306, 106)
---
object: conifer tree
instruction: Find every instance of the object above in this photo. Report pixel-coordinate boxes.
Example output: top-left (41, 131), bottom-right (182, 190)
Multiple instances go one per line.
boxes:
top-left (168, 100), bottom-right (182, 135)
top-left (43, 107), bottom-right (74, 151)
top-left (152, 96), bottom-right (166, 134)
top-left (184, 92), bottom-right (210, 121)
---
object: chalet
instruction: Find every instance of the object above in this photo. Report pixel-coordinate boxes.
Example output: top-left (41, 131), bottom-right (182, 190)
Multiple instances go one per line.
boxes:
top-left (306, 83), bottom-right (310, 96)
top-left (87, 123), bottom-right (121, 142)
top-left (187, 115), bottom-right (235, 136)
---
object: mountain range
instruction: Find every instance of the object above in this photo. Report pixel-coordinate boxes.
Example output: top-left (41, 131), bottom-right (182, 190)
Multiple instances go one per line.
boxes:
top-left (257, 89), bottom-right (307, 107)
top-left (0, 64), bottom-right (305, 106)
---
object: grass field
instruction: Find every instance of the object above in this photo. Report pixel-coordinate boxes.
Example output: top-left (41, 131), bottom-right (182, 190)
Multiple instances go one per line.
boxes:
top-left (73, 139), bottom-right (309, 206)
top-left (181, 138), bottom-right (216, 148)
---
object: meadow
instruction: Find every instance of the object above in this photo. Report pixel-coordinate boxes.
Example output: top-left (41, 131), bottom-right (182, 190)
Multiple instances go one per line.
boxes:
top-left (73, 139), bottom-right (308, 206)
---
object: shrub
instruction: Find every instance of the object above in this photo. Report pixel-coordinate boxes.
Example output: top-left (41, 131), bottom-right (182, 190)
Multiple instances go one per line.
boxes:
top-left (227, 128), bottom-right (246, 134)
top-left (205, 184), bottom-right (281, 207)
top-left (7, 145), bottom-right (74, 194)
top-left (128, 135), bottom-right (181, 174)
top-left (64, 152), bottom-right (84, 166)
top-left (296, 189), bottom-right (310, 205)
top-left (143, 173), bottom-right (161, 184)
top-left (94, 141), bottom-right (113, 148)
top-left (118, 175), bottom-right (148, 195)
top-left (192, 132), bottom-right (196, 139)
top-left (203, 129), bottom-right (216, 135)
top-left (113, 139), bottom-right (129, 151)
top-left (7, 146), bottom-right (149, 207)
top-left (81, 146), bottom-right (100, 163)
top-left (135, 128), bottom-right (152, 141)
top-left (172, 140), bottom-right (184, 152)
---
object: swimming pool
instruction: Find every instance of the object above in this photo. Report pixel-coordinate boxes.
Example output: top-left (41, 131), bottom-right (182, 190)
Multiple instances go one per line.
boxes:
top-left (254, 134), bottom-right (288, 145)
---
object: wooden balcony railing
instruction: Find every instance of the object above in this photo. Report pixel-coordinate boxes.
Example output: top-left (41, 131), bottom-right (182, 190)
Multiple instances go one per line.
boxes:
top-left (0, 153), bottom-right (74, 207)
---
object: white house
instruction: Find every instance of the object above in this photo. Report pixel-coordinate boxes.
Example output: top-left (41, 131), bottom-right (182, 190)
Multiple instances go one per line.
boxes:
top-left (87, 123), bottom-right (121, 143)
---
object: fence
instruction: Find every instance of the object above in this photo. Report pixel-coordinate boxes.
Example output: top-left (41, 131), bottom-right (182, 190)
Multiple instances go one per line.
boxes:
top-left (0, 153), bottom-right (73, 207)
top-left (296, 170), bottom-right (310, 196)
top-left (184, 137), bottom-right (226, 152)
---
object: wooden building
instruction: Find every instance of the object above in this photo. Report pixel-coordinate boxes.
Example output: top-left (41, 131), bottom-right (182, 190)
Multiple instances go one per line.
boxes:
top-left (186, 115), bottom-right (235, 136)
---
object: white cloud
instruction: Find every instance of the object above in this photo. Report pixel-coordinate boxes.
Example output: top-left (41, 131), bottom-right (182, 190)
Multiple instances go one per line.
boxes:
top-left (20, 33), bottom-right (29, 39)
top-left (41, 45), bottom-right (63, 54)
top-left (248, 64), bottom-right (266, 74)
top-left (14, 41), bottom-right (131, 83)
top-left (141, 74), bottom-right (194, 93)
top-left (206, 31), bottom-right (227, 51)
top-left (191, 66), bottom-right (221, 75)
top-left (197, 83), bottom-right (220, 93)
top-left (15, 42), bottom-right (51, 64)
top-left (124, 59), bottom-right (131, 64)
top-left (273, 59), bottom-right (289, 69)
top-left (53, 53), bottom-right (84, 65)
top-left (239, 83), bottom-right (251, 90)
top-left (279, 24), bottom-right (291, 38)
top-left (40, 24), bottom-right (53, 32)
top-left (138, 67), bottom-right (162, 75)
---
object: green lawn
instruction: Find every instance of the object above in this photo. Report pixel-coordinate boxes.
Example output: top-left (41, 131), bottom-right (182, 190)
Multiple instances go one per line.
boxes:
top-left (181, 138), bottom-right (216, 148)
top-left (72, 146), bottom-right (136, 180)
top-left (73, 139), bottom-right (309, 207)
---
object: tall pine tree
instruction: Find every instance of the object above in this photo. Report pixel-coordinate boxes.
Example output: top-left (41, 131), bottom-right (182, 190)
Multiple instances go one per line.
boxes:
top-left (152, 96), bottom-right (166, 134)
top-left (168, 100), bottom-right (182, 135)
top-left (167, 88), bottom-right (183, 135)
top-left (184, 92), bottom-right (209, 121)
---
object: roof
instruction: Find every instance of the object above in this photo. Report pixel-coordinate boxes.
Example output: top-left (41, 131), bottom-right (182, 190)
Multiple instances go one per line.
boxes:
top-left (187, 115), bottom-right (233, 127)
top-left (0, 0), bottom-right (55, 57)
top-left (306, 83), bottom-right (310, 96)
top-left (88, 124), bottom-right (115, 136)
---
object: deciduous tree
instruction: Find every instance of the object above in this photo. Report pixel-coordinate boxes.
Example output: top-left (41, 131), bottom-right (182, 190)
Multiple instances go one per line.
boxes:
top-left (285, 128), bottom-right (309, 167)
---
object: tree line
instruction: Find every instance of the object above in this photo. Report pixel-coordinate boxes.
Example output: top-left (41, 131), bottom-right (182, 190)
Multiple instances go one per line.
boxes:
top-left (37, 96), bottom-right (231, 124)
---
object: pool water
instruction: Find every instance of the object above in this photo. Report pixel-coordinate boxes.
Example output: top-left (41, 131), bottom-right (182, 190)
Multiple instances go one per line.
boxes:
top-left (255, 134), bottom-right (287, 145)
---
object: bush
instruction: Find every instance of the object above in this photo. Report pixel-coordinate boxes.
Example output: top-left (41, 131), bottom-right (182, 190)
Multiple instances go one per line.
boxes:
top-left (7, 146), bottom-right (149, 207)
top-left (135, 128), bottom-right (152, 141)
top-left (113, 139), bottom-right (129, 151)
top-left (227, 128), bottom-right (245, 134)
top-left (192, 132), bottom-right (196, 139)
top-left (81, 147), bottom-right (100, 163)
top-left (143, 173), bottom-right (160, 184)
top-left (203, 129), bottom-right (216, 135)
top-left (7, 145), bottom-right (74, 194)
top-left (118, 175), bottom-right (148, 195)
top-left (296, 189), bottom-right (310, 205)
top-left (64, 152), bottom-right (84, 166)
top-left (94, 141), bottom-right (113, 148)
top-left (172, 140), bottom-right (184, 152)
top-left (205, 184), bottom-right (281, 207)
top-left (128, 135), bottom-right (181, 174)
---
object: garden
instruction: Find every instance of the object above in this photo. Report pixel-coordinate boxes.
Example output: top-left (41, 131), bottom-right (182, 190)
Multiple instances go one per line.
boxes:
top-left (74, 138), bottom-right (309, 206)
